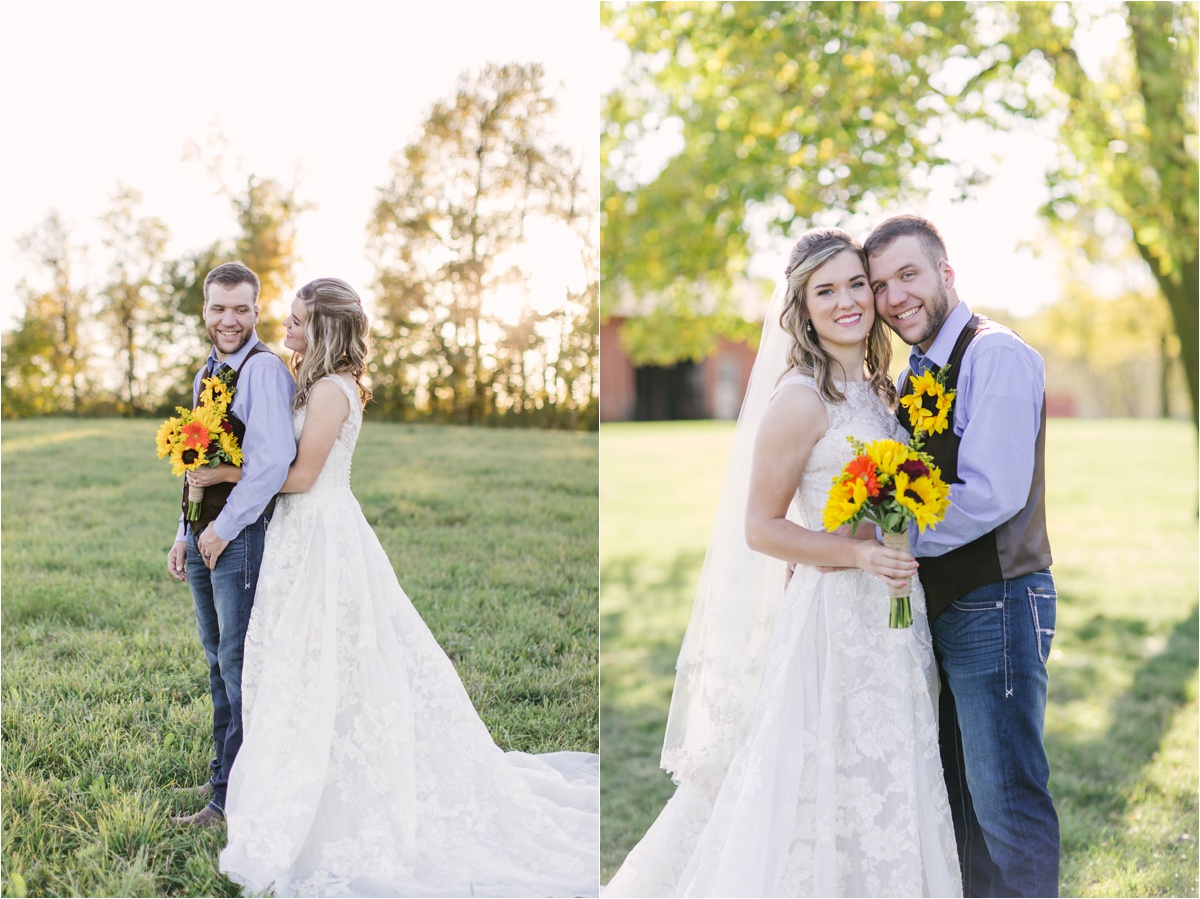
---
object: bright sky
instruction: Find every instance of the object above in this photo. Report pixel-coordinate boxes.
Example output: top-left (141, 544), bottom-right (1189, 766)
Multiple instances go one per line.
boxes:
top-left (1, 1), bottom-right (600, 331)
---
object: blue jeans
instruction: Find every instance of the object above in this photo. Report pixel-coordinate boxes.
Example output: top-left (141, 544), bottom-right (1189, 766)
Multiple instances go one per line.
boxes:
top-left (931, 569), bottom-right (1060, 898)
top-left (185, 514), bottom-right (269, 814)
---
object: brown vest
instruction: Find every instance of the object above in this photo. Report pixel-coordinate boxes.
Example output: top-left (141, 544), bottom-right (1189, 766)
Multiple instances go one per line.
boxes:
top-left (182, 343), bottom-right (278, 535)
top-left (898, 314), bottom-right (1053, 618)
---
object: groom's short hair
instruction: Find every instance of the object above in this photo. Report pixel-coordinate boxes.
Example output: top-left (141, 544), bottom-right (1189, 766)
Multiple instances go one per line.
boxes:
top-left (864, 215), bottom-right (948, 269)
top-left (204, 262), bottom-right (261, 306)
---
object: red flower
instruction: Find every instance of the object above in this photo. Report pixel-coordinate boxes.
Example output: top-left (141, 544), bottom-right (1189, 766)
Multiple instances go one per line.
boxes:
top-left (181, 420), bottom-right (211, 451)
top-left (898, 459), bottom-right (930, 480)
top-left (220, 419), bottom-right (234, 434)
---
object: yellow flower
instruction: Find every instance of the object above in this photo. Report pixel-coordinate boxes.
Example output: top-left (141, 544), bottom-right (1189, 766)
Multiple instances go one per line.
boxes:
top-left (192, 402), bottom-right (225, 433)
top-left (894, 471), bottom-right (952, 532)
top-left (156, 417), bottom-right (181, 458)
top-left (169, 442), bottom-right (208, 477)
top-left (823, 477), bottom-right (868, 531)
top-left (864, 439), bottom-right (910, 476)
top-left (903, 369), bottom-right (956, 436)
top-left (218, 430), bottom-right (243, 467)
top-left (200, 376), bottom-right (233, 411)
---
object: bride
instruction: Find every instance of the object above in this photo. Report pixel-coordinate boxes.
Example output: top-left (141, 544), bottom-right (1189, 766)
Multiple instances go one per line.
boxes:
top-left (208, 278), bottom-right (598, 897)
top-left (603, 229), bottom-right (961, 897)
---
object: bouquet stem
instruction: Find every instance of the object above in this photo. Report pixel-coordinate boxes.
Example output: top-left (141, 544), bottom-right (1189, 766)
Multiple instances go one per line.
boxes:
top-left (882, 530), bottom-right (913, 629)
top-left (186, 484), bottom-right (203, 522)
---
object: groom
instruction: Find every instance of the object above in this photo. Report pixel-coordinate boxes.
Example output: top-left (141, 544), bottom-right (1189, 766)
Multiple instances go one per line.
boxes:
top-left (865, 215), bottom-right (1059, 897)
top-left (165, 261), bottom-right (296, 827)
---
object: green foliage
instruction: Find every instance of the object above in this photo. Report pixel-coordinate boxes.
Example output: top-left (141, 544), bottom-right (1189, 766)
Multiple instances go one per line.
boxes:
top-left (1016, 1), bottom-right (1199, 429)
top-left (601, 0), bottom-right (1034, 359)
top-left (2, 212), bottom-right (92, 417)
top-left (98, 185), bottom-right (170, 415)
top-left (600, 419), bottom-right (1198, 895)
top-left (2, 418), bottom-right (598, 896)
top-left (997, 279), bottom-right (1189, 419)
top-left (369, 62), bottom-right (598, 428)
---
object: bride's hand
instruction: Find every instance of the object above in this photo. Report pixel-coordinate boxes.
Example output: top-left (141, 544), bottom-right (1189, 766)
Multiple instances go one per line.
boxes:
top-left (853, 539), bottom-right (918, 590)
top-left (186, 464), bottom-right (242, 488)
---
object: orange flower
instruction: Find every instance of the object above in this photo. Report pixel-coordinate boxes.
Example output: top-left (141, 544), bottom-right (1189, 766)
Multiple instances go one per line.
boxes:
top-left (181, 420), bottom-right (211, 451)
top-left (844, 454), bottom-right (880, 496)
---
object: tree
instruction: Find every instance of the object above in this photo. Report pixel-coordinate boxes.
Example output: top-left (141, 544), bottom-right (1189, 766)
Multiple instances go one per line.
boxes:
top-left (98, 185), bottom-right (169, 414)
top-left (601, 1), bottom-right (1035, 361)
top-left (231, 174), bottom-right (304, 342)
top-left (369, 62), bottom-right (586, 424)
top-left (2, 212), bottom-right (92, 415)
top-left (1012, 1), bottom-right (1199, 430)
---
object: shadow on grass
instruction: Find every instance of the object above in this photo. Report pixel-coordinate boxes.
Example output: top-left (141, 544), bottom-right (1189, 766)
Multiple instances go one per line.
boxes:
top-left (1048, 599), bottom-right (1199, 878)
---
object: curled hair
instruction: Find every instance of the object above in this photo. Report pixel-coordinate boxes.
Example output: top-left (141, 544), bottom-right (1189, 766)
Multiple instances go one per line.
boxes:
top-left (204, 261), bottom-right (260, 304)
top-left (863, 214), bottom-right (947, 270)
top-left (290, 278), bottom-right (373, 411)
top-left (779, 228), bottom-right (896, 406)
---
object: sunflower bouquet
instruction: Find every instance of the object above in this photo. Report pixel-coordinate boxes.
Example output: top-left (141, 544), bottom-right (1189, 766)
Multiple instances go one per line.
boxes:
top-left (155, 368), bottom-right (243, 521)
top-left (822, 380), bottom-right (954, 628)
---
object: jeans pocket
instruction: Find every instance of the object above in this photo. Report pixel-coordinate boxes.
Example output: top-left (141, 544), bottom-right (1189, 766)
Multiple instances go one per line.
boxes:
top-left (1027, 586), bottom-right (1057, 664)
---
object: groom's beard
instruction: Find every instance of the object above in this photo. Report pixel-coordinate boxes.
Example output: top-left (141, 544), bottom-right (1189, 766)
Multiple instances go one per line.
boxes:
top-left (888, 279), bottom-right (951, 348)
top-left (207, 324), bottom-right (254, 357)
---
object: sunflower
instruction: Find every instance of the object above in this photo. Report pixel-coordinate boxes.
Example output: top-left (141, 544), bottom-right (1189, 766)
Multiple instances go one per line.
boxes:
top-left (200, 375), bottom-right (233, 411)
top-left (191, 401), bottom-right (225, 434)
top-left (170, 442), bottom-right (208, 477)
top-left (156, 417), bottom-right (181, 459)
top-left (863, 439), bottom-right (910, 477)
top-left (902, 369), bottom-right (956, 437)
top-left (217, 430), bottom-right (243, 467)
top-left (823, 477), bottom-right (869, 531)
top-left (894, 471), bottom-right (951, 532)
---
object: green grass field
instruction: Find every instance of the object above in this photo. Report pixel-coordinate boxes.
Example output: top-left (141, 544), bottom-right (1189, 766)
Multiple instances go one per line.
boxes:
top-left (600, 418), bottom-right (1199, 897)
top-left (2, 418), bottom-right (598, 898)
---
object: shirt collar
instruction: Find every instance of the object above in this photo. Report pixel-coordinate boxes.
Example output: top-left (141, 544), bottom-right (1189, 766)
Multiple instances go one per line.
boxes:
top-left (908, 301), bottom-right (972, 374)
top-left (208, 331), bottom-right (262, 371)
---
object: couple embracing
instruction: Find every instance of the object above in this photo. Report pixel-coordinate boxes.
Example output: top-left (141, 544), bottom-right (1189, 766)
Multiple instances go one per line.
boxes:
top-left (166, 263), bottom-right (599, 897)
top-left (605, 216), bottom-right (1057, 898)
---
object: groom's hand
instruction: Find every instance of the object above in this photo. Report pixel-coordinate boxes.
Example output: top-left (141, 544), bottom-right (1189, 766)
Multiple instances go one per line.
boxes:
top-left (197, 526), bottom-right (230, 571)
top-left (167, 540), bottom-right (188, 581)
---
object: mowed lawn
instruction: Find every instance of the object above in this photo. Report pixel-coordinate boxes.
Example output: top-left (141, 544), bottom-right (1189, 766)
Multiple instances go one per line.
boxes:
top-left (600, 418), bottom-right (1199, 897)
top-left (2, 418), bottom-right (598, 898)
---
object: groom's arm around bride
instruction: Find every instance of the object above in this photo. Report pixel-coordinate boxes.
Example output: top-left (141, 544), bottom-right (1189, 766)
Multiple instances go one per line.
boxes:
top-left (164, 261), bottom-right (295, 826)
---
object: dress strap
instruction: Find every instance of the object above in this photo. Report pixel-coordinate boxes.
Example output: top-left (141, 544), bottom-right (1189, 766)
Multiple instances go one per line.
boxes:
top-left (320, 375), bottom-right (362, 418)
top-left (769, 372), bottom-right (818, 403)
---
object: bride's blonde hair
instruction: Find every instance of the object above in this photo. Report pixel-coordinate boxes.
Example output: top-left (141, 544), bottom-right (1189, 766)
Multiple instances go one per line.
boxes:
top-left (780, 228), bottom-right (896, 406)
top-left (290, 278), bottom-right (373, 410)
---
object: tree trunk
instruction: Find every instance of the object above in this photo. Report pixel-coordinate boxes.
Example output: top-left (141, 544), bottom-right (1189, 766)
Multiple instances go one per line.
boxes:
top-left (1136, 242), bottom-right (1198, 432)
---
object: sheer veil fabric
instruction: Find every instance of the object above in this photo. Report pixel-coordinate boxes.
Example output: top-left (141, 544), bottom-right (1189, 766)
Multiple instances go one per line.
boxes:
top-left (661, 281), bottom-right (795, 789)
top-left (604, 286), bottom-right (961, 897)
top-left (220, 375), bottom-right (599, 898)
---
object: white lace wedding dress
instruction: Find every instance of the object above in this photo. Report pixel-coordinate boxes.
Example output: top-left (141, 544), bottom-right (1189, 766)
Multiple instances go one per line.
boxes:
top-left (604, 376), bottom-right (961, 898)
top-left (219, 375), bottom-right (599, 898)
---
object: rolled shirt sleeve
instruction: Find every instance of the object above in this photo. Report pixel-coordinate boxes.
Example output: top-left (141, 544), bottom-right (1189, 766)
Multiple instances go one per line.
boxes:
top-left (910, 333), bottom-right (1045, 558)
top-left (211, 353), bottom-right (297, 542)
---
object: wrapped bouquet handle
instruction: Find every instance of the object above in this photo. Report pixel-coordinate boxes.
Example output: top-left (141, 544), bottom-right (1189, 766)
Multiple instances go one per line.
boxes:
top-left (881, 530), bottom-right (913, 628)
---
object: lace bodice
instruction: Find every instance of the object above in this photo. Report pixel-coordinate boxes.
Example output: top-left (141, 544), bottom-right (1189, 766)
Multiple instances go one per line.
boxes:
top-left (771, 375), bottom-right (907, 530)
top-left (292, 375), bottom-right (362, 495)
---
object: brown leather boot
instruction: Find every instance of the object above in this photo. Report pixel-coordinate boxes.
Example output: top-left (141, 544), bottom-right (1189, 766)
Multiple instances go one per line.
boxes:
top-left (169, 805), bottom-right (224, 828)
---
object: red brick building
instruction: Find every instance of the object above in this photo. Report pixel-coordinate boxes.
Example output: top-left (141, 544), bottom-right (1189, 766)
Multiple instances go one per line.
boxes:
top-left (600, 315), bottom-right (759, 421)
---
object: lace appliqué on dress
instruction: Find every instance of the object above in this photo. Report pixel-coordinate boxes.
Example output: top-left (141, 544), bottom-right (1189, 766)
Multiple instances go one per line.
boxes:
top-left (222, 375), bottom-right (599, 898)
top-left (604, 377), bottom-right (960, 898)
